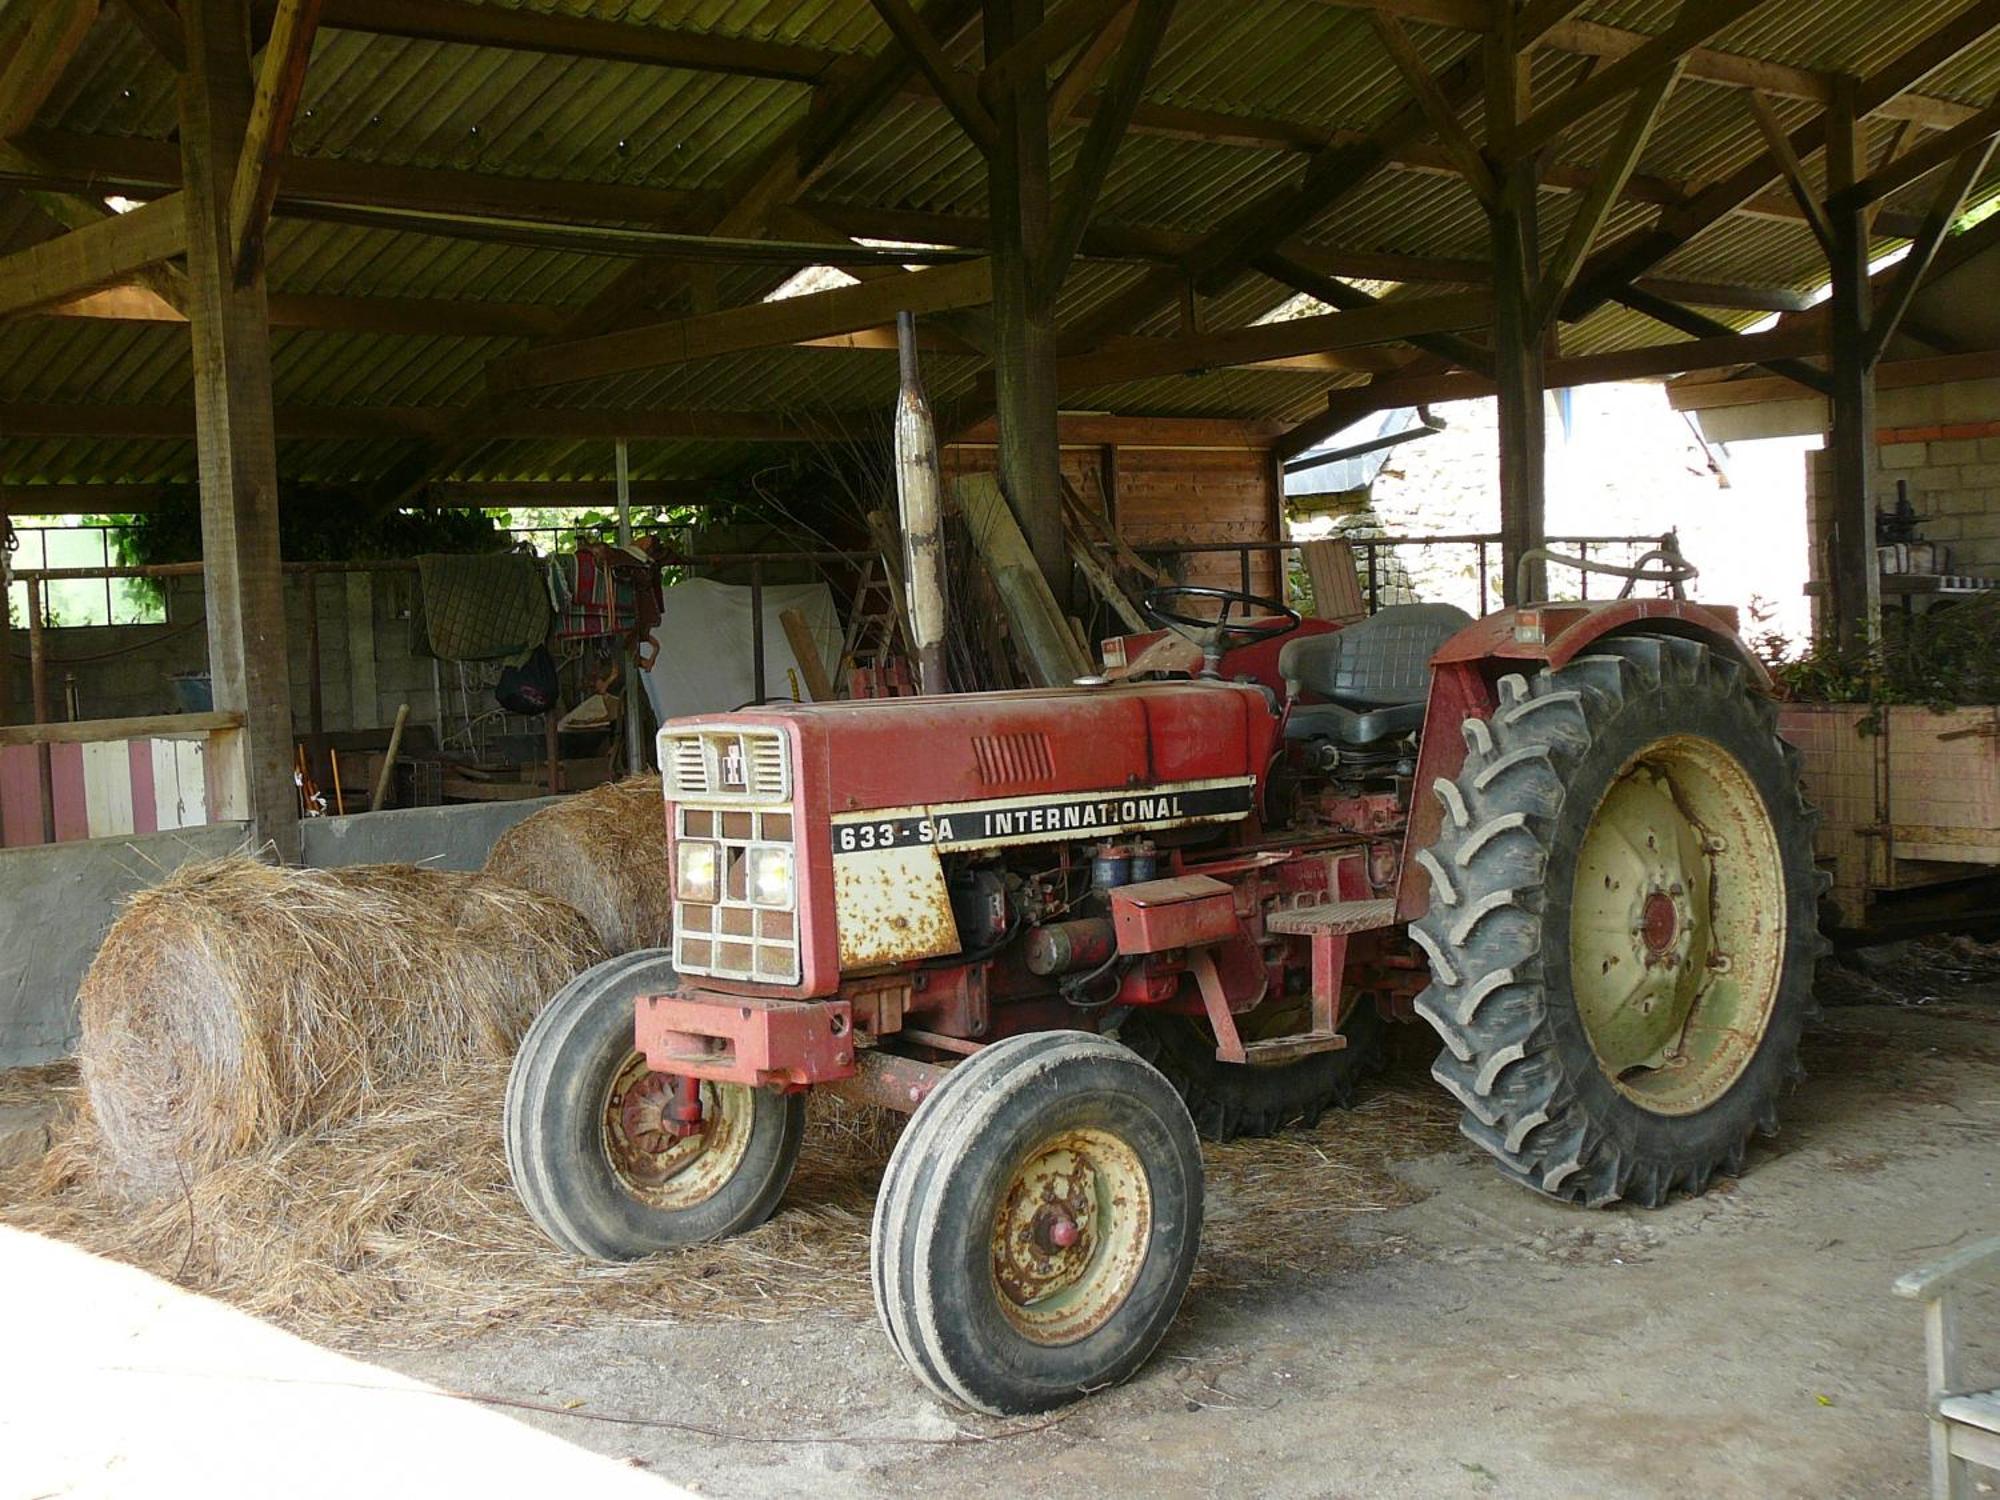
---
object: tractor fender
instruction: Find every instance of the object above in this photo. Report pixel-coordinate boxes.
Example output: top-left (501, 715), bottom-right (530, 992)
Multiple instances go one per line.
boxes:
top-left (1428, 599), bottom-right (1772, 689)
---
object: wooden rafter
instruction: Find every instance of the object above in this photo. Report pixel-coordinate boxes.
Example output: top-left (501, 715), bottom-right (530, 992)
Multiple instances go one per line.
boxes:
top-left (1536, 60), bottom-right (1683, 328)
top-left (1367, 12), bottom-right (1493, 205)
top-left (1516, 0), bottom-right (1592, 50)
top-left (0, 0), bottom-right (100, 140)
top-left (1561, 0), bottom-right (2000, 324)
top-left (1054, 289), bottom-right (1493, 388)
top-left (1746, 90), bottom-right (1832, 253)
top-left (1048, 0), bottom-right (1133, 126)
top-left (114, 0), bottom-right (188, 70)
top-left (489, 258), bottom-right (995, 393)
top-left (1866, 134), bottom-right (2000, 366)
top-left (1612, 284), bottom-right (1831, 395)
top-left (1508, 0), bottom-right (1765, 161)
top-left (866, 0), bottom-right (997, 154)
top-left (1292, 323), bottom-right (1831, 445)
top-left (307, 0), bottom-right (837, 82)
top-left (1039, 0), bottom-right (1174, 295)
top-left (980, 0), bottom-right (1130, 102)
top-left (0, 402), bottom-right (863, 442)
top-left (230, 0), bottom-right (322, 283)
top-left (1833, 95), bottom-right (2000, 213)
top-left (0, 194), bottom-right (186, 320)
top-left (1254, 251), bottom-right (1493, 376)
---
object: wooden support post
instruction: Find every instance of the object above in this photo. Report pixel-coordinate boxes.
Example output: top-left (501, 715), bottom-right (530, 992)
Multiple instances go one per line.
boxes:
top-left (1825, 75), bottom-right (1880, 648)
top-left (985, 0), bottom-right (1068, 601)
top-left (1488, 2), bottom-right (1546, 605)
top-left (181, 0), bottom-right (300, 857)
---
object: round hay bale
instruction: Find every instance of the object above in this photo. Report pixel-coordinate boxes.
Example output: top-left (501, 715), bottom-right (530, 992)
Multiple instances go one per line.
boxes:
top-left (75, 857), bottom-right (606, 1202)
top-left (482, 776), bottom-right (673, 952)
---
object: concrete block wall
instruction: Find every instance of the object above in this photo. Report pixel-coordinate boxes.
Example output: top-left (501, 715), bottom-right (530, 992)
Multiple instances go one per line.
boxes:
top-left (1805, 419), bottom-right (2000, 632)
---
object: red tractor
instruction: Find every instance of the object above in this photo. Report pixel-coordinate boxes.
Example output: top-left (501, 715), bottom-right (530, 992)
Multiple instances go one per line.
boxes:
top-left (505, 559), bottom-right (1825, 1415)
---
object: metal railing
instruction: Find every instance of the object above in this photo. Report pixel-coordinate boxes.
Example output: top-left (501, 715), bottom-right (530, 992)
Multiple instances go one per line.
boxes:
top-left (1139, 532), bottom-right (1675, 618)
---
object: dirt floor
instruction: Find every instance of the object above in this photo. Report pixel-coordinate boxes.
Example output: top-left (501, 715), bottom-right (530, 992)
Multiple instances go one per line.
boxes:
top-left (379, 968), bottom-right (1999, 1500)
top-left (6, 959), bottom-right (1998, 1498)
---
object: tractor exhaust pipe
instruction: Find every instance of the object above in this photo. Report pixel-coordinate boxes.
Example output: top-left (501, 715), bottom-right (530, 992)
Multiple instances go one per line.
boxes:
top-left (895, 310), bottom-right (949, 695)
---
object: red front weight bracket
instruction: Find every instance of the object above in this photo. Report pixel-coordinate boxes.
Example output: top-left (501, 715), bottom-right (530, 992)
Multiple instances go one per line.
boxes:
top-left (635, 989), bottom-right (857, 1090)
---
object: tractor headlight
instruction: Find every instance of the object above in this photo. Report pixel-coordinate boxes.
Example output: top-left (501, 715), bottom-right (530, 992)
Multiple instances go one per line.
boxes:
top-left (676, 841), bottom-right (720, 903)
top-left (746, 845), bottom-right (795, 910)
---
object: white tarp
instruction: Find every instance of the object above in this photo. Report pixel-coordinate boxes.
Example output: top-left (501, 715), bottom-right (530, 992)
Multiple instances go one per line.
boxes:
top-left (643, 576), bottom-right (842, 720)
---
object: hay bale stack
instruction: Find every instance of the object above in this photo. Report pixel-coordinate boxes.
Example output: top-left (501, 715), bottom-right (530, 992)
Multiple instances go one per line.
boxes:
top-left (75, 858), bottom-right (606, 1202)
top-left (483, 775), bottom-right (674, 952)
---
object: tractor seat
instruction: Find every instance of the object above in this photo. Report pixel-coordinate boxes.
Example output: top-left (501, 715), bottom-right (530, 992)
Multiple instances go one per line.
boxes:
top-left (1278, 602), bottom-right (1474, 746)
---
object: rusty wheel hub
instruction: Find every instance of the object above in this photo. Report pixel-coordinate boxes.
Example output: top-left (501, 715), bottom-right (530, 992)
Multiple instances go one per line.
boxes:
top-left (991, 1128), bottom-right (1151, 1346)
top-left (602, 1050), bottom-right (754, 1210)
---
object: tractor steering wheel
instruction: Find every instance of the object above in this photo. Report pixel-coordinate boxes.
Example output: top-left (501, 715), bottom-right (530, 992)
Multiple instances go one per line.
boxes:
top-left (1142, 584), bottom-right (1303, 679)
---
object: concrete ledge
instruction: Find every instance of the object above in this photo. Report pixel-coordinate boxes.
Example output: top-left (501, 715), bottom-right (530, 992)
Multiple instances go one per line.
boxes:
top-left (0, 823), bottom-right (252, 1067)
top-left (299, 798), bottom-right (561, 872)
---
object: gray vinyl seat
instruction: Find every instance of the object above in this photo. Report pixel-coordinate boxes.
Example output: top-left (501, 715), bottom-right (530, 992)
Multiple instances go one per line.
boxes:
top-left (1277, 603), bottom-right (1474, 746)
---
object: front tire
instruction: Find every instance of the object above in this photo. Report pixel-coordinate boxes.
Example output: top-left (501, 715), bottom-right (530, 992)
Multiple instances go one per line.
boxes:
top-left (1410, 637), bottom-right (1826, 1208)
top-left (871, 1033), bottom-right (1202, 1414)
top-left (504, 950), bottom-right (806, 1259)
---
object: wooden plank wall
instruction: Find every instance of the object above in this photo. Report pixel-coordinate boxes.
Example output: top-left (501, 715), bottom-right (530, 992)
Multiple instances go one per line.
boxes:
top-left (943, 444), bottom-right (1280, 596)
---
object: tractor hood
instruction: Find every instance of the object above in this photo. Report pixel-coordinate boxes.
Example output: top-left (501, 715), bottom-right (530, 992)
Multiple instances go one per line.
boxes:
top-left (733, 680), bottom-right (1276, 814)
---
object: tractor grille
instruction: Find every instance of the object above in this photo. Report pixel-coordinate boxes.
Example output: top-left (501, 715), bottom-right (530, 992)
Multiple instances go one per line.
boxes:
top-left (663, 724), bottom-right (798, 985)
top-left (659, 726), bottom-right (789, 802)
top-left (672, 804), bottom-right (799, 984)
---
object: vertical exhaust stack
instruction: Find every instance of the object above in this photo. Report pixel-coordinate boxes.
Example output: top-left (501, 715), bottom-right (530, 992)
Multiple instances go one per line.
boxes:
top-left (895, 310), bottom-right (949, 694)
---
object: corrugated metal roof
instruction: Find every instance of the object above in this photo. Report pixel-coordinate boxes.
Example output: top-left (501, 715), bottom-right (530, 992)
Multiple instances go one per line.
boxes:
top-left (5, 0), bottom-right (2000, 493)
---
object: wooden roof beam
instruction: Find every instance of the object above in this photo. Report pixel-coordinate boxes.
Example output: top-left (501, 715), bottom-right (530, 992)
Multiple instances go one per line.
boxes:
top-left (1306, 1), bottom-right (1977, 130)
top-left (113, 0), bottom-right (188, 71)
top-left (0, 0), bottom-right (99, 140)
top-left (1562, 0), bottom-right (2000, 323)
top-left (489, 257), bottom-right (995, 393)
top-left (230, 0), bottom-right (322, 283)
top-left (868, 0), bottom-right (997, 154)
top-left (1055, 289), bottom-right (1493, 388)
top-left (1507, 0), bottom-right (1766, 162)
top-left (305, 0), bottom-right (840, 84)
top-left (1865, 132), bottom-right (2000, 365)
top-left (1040, 0), bottom-right (1175, 294)
top-left (1048, 0), bottom-right (1134, 126)
top-left (0, 402), bottom-right (864, 442)
top-left (0, 193), bottom-right (186, 320)
top-left (1832, 94), bottom-right (2000, 212)
top-left (1613, 283), bottom-right (1831, 394)
top-left (1368, 11), bottom-right (1494, 205)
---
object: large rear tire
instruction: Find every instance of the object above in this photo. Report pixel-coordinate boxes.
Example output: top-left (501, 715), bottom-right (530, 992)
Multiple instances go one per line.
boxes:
top-left (1409, 637), bottom-right (1825, 1208)
top-left (871, 1032), bottom-right (1202, 1415)
top-left (505, 950), bottom-right (806, 1259)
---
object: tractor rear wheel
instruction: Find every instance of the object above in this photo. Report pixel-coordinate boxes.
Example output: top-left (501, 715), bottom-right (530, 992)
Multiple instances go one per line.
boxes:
top-left (1409, 637), bottom-right (1825, 1208)
top-left (505, 950), bottom-right (806, 1259)
top-left (1122, 999), bottom-right (1387, 1140)
top-left (871, 1032), bottom-right (1202, 1414)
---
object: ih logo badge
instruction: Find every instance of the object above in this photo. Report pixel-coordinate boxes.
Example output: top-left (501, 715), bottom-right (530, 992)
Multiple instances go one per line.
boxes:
top-left (720, 740), bottom-right (748, 791)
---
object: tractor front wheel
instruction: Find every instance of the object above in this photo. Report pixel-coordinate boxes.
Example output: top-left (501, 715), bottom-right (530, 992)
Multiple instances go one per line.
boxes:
top-left (1410, 637), bottom-right (1825, 1208)
top-left (871, 1032), bottom-right (1202, 1414)
top-left (504, 950), bottom-right (806, 1259)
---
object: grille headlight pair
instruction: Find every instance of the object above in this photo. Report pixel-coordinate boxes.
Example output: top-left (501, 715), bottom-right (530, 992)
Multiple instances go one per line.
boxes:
top-left (675, 840), bottom-right (793, 910)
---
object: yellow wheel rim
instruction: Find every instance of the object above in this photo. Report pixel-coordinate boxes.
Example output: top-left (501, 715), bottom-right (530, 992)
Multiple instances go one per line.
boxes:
top-left (990, 1127), bottom-right (1152, 1346)
top-left (1569, 734), bottom-right (1787, 1115)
